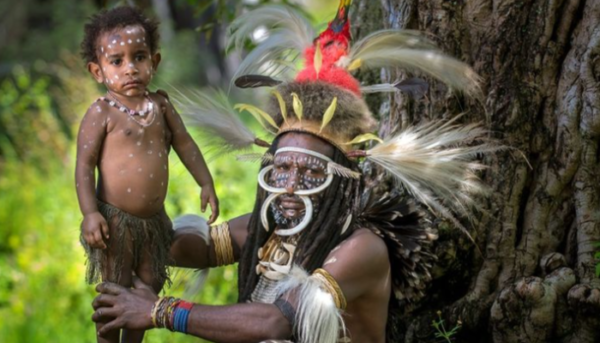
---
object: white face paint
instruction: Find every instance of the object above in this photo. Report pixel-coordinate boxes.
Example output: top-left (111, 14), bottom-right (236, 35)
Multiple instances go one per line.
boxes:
top-left (97, 25), bottom-right (155, 98)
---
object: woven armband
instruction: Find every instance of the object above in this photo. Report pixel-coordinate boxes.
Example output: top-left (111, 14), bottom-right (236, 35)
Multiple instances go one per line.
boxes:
top-left (312, 268), bottom-right (347, 310)
top-left (210, 221), bottom-right (235, 266)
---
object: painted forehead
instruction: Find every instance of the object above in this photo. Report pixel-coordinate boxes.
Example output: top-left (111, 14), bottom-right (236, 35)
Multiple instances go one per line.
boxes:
top-left (98, 25), bottom-right (149, 52)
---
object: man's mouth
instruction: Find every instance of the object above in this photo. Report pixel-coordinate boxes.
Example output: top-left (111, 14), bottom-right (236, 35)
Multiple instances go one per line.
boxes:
top-left (279, 196), bottom-right (305, 210)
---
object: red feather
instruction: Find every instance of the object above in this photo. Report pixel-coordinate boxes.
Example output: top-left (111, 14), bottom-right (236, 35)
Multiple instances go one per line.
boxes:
top-left (294, 0), bottom-right (360, 96)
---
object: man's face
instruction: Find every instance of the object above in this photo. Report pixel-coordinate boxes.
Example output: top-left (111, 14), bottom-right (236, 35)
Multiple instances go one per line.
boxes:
top-left (89, 25), bottom-right (159, 98)
top-left (268, 133), bottom-right (334, 227)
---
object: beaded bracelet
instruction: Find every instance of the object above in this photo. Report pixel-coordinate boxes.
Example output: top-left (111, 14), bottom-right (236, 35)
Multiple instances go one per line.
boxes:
top-left (151, 296), bottom-right (194, 334)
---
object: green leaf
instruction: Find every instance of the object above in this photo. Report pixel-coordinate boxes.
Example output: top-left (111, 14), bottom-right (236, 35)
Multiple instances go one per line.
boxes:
top-left (320, 97), bottom-right (337, 133)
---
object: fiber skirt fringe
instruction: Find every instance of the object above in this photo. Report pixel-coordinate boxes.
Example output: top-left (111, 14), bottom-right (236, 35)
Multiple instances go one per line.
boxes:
top-left (80, 200), bottom-right (174, 285)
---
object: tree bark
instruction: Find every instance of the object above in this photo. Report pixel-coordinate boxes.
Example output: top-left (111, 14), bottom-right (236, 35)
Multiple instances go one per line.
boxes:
top-left (353, 0), bottom-right (600, 341)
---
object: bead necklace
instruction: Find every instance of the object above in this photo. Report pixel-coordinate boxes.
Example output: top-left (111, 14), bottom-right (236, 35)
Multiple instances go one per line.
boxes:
top-left (99, 92), bottom-right (157, 127)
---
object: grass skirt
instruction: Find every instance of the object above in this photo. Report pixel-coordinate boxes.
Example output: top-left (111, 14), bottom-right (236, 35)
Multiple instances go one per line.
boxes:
top-left (80, 200), bottom-right (173, 285)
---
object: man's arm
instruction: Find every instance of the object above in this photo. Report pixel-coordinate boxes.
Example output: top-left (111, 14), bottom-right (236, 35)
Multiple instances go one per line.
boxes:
top-left (93, 276), bottom-right (292, 342)
top-left (169, 213), bottom-right (251, 269)
top-left (158, 93), bottom-right (219, 223)
top-left (93, 227), bottom-right (390, 342)
top-left (75, 103), bottom-right (110, 249)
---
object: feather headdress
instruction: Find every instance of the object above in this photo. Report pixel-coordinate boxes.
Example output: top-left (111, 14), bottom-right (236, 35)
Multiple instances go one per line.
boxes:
top-left (179, 1), bottom-right (493, 223)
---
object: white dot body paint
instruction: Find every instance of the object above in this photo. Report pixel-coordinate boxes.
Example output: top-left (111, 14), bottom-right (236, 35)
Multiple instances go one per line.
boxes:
top-left (127, 188), bottom-right (131, 193)
top-left (120, 42), bottom-right (125, 46)
top-left (137, 142), bottom-right (141, 146)
top-left (147, 150), bottom-right (153, 155)
top-left (83, 144), bottom-right (88, 149)
top-left (128, 39), bottom-right (132, 44)
top-left (136, 39), bottom-right (141, 43)
top-left (138, 168), bottom-right (142, 172)
top-left (150, 173), bottom-right (153, 178)
top-left (101, 46), bottom-right (104, 52)
top-left (112, 40), bottom-right (116, 44)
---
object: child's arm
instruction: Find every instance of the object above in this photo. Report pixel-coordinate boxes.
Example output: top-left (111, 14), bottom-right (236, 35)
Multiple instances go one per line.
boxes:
top-left (158, 93), bottom-right (220, 224)
top-left (75, 103), bottom-right (110, 249)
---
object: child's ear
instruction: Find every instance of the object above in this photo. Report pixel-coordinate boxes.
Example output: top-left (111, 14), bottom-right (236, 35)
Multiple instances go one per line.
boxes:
top-left (88, 62), bottom-right (104, 84)
top-left (151, 53), bottom-right (162, 72)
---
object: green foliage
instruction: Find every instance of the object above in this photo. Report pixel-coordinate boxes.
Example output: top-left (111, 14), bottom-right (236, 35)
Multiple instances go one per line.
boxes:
top-left (594, 242), bottom-right (600, 278)
top-left (431, 311), bottom-right (462, 343)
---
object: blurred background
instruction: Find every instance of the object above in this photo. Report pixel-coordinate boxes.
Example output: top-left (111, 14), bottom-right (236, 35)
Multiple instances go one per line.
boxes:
top-left (0, 0), bottom-right (337, 342)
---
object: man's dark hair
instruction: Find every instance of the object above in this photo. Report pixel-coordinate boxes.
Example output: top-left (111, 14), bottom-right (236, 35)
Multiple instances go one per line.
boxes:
top-left (237, 133), bottom-right (362, 302)
top-left (80, 6), bottom-right (160, 64)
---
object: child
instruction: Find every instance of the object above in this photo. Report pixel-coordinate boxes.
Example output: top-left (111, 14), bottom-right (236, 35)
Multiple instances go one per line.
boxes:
top-left (75, 6), bottom-right (219, 343)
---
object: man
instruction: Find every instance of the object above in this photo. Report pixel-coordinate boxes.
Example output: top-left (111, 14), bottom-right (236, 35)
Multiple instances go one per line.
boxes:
top-left (91, 1), bottom-right (491, 342)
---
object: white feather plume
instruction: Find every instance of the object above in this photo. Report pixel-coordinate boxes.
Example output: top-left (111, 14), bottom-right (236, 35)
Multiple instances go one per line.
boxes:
top-left (348, 30), bottom-right (481, 97)
top-left (366, 116), bottom-right (500, 231)
top-left (171, 88), bottom-right (259, 156)
top-left (275, 265), bottom-right (346, 343)
top-left (228, 5), bottom-right (314, 80)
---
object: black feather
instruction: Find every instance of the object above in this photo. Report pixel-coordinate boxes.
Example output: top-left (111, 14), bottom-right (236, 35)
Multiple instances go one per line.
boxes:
top-left (395, 77), bottom-right (429, 100)
top-left (234, 74), bottom-right (282, 88)
top-left (357, 190), bottom-right (437, 312)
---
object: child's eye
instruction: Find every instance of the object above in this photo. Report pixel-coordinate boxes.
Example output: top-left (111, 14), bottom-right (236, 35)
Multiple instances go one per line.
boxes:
top-left (135, 55), bottom-right (146, 62)
top-left (110, 59), bottom-right (122, 66)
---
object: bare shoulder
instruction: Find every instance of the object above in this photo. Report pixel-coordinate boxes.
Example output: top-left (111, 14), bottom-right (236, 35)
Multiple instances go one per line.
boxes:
top-left (328, 228), bottom-right (388, 267)
top-left (322, 228), bottom-right (390, 301)
top-left (80, 99), bottom-right (114, 131)
top-left (148, 90), bottom-right (172, 111)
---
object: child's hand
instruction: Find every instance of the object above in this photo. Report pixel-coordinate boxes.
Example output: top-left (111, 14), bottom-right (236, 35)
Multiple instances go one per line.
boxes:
top-left (201, 185), bottom-right (219, 225)
top-left (82, 212), bottom-right (110, 249)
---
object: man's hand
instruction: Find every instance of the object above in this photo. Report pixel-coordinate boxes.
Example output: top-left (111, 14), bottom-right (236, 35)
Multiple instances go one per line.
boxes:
top-left (201, 184), bottom-right (219, 224)
top-left (81, 212), bottom-right (109, 249)
top-left (92, 277), bottom-right (158, 336)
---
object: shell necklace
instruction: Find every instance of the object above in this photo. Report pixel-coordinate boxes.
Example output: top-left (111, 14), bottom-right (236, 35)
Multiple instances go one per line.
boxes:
top-left (101, 92), bottom-right (156, 127)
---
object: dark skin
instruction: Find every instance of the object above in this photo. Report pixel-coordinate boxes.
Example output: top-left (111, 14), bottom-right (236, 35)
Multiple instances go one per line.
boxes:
top-left (92, 133), bottom-right (391, 342)
top-left (77, 25), bottom-right (218, 343)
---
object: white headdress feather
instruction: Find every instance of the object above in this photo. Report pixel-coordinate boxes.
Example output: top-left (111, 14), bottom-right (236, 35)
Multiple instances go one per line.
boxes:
top-left (347, 30), bottom-right (481, 96)
top-left (172, 88), bottom-right (259, 156)
top-left (228, 5), bottom-right (314, 80)
top-left (365, 116), bottom-right (501, 232)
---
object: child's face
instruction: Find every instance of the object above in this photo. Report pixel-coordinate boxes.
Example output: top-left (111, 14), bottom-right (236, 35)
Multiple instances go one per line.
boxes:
top-left (88, 25), bottom-right (160, 98)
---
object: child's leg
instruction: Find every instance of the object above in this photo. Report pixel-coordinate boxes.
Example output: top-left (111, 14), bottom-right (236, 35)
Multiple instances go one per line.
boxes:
top-left (120, 249), bottom-right (165, 343)
top-left (97, 219), bottom-right (135, 343)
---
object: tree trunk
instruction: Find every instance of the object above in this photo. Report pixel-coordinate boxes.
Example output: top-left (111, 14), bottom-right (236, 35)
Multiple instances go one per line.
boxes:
top-left (353, 0), bottom-right (600, 342)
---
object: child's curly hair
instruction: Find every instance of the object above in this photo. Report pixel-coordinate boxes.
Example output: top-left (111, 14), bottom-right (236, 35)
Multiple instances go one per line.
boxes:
top-left (81, 6), bottom-right (160, 64)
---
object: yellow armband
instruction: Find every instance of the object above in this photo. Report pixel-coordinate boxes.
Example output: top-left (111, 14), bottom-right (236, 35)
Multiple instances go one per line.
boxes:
top-left (210, 221), bottom-right (235, 266)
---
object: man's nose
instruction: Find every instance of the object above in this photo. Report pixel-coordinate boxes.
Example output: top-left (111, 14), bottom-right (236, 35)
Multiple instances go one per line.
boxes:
top-left (285, 170), bottom-right (301, 194)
